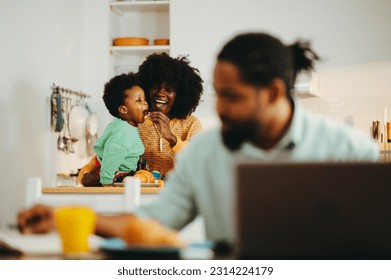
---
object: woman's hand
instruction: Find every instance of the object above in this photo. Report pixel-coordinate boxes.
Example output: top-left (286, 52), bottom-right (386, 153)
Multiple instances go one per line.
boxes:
top-left (17, 204), bottom-right (56, 234)
top-left (149, 111), bottom-right (177, 146)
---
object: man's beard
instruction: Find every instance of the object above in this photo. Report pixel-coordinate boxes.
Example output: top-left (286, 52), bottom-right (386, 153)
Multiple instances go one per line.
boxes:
top-left (221, 118), bottom-right (259, 151)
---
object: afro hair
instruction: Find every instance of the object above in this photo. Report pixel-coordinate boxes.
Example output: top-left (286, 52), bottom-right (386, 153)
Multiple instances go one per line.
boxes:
top-left (103, 72), bottom-right (141, 118)
top-left (137, 52), bottom-right (203, 119)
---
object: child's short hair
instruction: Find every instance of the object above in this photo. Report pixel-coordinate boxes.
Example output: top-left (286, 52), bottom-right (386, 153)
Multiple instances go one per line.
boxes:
top-left (103, 73), bottom-right (141, 118)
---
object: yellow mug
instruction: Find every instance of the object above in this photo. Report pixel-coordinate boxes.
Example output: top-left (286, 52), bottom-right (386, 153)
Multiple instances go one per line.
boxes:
top-left (55, 206), bottom-right (97, 254)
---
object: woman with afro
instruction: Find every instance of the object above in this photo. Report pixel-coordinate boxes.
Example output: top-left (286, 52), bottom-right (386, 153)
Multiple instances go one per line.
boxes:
top-left (137, 52), bottom-right (203, 177)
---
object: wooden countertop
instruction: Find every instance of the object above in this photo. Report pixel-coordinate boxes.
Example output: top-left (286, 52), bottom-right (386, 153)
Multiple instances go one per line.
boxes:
top-left (42, 185), bottom-right (162, 194)
top-left (43, 180), bottom-right (164, 194)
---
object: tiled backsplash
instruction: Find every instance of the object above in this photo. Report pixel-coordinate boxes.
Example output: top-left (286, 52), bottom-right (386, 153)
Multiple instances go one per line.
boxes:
top-left (300, 96), bottom-right (391, 137)
top-left (196, 94), bottom-right (391, 138)
top-left (197, 61), bottom-right (391, 137)
top-left (301, 60), bottom-right (391, 137)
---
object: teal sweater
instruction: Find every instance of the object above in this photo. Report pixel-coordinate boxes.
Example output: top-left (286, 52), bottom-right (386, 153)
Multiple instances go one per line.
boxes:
top-left (94, 118), bottom-right (144, 185)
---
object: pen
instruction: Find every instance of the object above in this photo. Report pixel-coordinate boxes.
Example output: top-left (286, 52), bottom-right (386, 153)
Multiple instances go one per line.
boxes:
top-left (7, 224), bottom-right (23, 231)
top-left (8, 215), bottom-right (42, 232)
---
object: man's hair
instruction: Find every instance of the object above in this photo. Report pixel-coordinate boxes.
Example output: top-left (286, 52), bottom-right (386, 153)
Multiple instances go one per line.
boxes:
top-left (137, 52), bottom-right (203, 119)
top-left (103, 73), bottom-right (141, 118)
top-left (217, 33), bottom-right (319, 100)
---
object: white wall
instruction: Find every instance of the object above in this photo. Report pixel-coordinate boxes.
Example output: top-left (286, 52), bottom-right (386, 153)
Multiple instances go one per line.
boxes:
top-left (51, 1), bottom-right (112, 185)
top-left (170, 0), bottom-right (391, 134)
top-left (0, 0), bottom-right (88, 228)
top-left (84, 0), bottom-right (110, 96)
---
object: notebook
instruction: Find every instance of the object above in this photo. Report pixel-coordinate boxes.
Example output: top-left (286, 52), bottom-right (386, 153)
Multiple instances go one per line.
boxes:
top-left (234, 162), bottom-right (391, 259)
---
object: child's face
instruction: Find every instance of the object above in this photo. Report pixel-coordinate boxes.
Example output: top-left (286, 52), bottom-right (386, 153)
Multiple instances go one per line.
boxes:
top-left (119, 85), bottom-right (148, 126)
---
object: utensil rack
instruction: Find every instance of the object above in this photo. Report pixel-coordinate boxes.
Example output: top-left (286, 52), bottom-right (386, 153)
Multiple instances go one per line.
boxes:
top-left (51, 83), bottom-right (91, 99)
top-left (50, 83), bottom-right (93, 154)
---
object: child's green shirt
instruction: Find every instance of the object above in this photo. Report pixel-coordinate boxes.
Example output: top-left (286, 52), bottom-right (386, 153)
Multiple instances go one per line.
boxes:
top-left (94, 118), bottom-right (144, 185)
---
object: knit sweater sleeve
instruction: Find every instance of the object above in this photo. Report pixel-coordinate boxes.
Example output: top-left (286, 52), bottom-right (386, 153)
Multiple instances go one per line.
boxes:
top-left (171, 116), bottom-right (202, 153)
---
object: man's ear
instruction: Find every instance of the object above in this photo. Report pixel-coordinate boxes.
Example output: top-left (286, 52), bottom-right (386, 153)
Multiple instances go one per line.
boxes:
top-left (269, 78), bottom-right (287, 103)
top-left (118, 105), bottom-right (127, 115)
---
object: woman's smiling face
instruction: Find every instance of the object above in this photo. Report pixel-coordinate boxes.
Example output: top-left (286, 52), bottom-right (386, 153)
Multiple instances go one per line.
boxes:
top-left (149, 82), bottom-right (176, 116)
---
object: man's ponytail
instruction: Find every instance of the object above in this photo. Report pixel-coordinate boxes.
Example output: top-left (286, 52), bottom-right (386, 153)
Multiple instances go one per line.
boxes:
top-left (288, 40), bottom-right (320, 85)
top-left (217, 33), bottom-right (321, 98)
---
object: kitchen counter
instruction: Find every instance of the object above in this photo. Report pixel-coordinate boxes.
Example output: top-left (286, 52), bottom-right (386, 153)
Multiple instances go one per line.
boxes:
top-left (43, 179), bottom-right (164, 194)
top-left (43, 186), bottom-right (162, 194)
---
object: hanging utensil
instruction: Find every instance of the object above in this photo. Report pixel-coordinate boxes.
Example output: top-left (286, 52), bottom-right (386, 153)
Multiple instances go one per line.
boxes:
top-left (51, 87), bottom-right (64, 132)
top-left (57, 97), bottom-right (66, 151)
top-left (69, 95), bottom-right (89, 142)
top-left (50, 88), bottom-right (57, 131)
top-left (85, 103), bottom-right (99, 157)
top-left (64, 96), bottom-right (75, 153)
top-left (57, 130), bottom-right (66, 151)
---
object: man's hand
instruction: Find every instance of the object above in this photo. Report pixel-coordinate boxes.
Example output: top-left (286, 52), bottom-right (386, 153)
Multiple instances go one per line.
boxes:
top-left (17, 204), bottom-right (56, 234)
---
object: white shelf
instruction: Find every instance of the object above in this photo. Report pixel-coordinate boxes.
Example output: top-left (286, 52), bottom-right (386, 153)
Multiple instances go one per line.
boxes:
top-left (108, 1), bottom-right (170, 76)
top-left (109, 45), bottom-right (170, 55)
top-left (110, 1), bottom-right (169, 13)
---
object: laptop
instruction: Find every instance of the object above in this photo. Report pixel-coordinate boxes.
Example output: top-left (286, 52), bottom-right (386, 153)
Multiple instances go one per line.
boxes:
top-left (234, 162), bottom-right (391, 259)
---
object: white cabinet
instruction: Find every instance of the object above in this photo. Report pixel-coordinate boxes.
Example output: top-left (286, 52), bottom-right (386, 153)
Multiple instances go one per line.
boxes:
top-left (108, 1), bottom-right (170, 76)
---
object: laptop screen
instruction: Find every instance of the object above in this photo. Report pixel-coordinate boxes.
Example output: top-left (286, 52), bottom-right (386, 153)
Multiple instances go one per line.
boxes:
top-left (234, 162), bottom-right (391, 259)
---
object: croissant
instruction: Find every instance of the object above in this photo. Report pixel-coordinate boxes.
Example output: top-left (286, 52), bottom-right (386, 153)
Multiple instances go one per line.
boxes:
top-left (121, 215), bottom-right (185, 247)
top-left (133, 169), bottom-right (155, 183)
